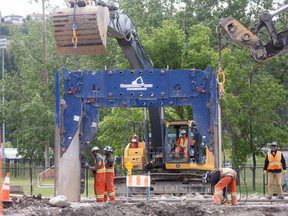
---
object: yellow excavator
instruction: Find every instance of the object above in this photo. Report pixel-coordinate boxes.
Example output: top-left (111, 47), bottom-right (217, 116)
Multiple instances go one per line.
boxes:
top-left (123, 120), bottom-right (214, 172)
top-left (121, 118), bottom-right (215, 194)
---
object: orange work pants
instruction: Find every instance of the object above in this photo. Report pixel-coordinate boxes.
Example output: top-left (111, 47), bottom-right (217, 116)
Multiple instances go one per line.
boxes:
top-left (104, 171), bottom-right (116, 201)
top-left (175, 147), bottom-right (187, 158)
top-left (94, 171), bottom-right (106, 202)
top-left (214, 176), bottom-right (237, 206)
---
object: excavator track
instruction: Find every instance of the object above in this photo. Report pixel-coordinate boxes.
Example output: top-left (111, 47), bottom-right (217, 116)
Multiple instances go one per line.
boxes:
top-left (115, 172), bottom-right (210, 195)
top-left (52, 6), bottom-right (109, 56)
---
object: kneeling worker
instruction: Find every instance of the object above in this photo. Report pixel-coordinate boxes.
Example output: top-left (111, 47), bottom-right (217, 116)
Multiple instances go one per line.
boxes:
top-left (208, 167), bottom-right (237, 206)
top-left (86, 146), bottom-right (106, 202)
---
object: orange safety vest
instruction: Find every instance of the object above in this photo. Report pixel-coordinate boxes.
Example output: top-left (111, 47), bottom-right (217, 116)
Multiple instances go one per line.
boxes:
top-left (221, 168), bottom-right (236, 179)
top-left (268, 151), bottom-right (282, 170)
top-left (179, 138), bottom-right (188, 148)
top-left (106, 164), bottom-right (115, 173)
top-left (176, 137), bottom-right (194, 148)
top-left (96, 161), bottom-right (106, 174)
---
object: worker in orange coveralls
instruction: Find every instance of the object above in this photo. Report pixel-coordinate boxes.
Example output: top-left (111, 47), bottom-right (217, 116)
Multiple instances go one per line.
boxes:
top-left (207, 167), bottom-right (237, 206)
top-left (86, 146), bottom-right (106, 202)
top-left (103, 146), bottom-right (116, 201)
top-left (175, 130), bottom-right (194, 159)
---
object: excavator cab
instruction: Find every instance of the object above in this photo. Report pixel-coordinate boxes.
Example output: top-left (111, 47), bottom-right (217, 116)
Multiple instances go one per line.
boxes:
top-left (165, 121), bottom-right (192, 164)
top-left (165, 121), bottom-right (215, 171)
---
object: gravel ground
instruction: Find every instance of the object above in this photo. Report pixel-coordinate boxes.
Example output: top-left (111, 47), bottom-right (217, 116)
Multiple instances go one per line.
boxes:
top-left (3, 196), bottom-right (288, 216)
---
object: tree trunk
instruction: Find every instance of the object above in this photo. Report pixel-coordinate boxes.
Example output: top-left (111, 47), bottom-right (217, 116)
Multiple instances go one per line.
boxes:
top-left (42, 0), bottom-right (48, 85)
top-left (42, 0), bottom-right (50, 168)
top-left (44, 140), bottom-right (50, 167)
top-left (252, 151), bottom-right (257, 192)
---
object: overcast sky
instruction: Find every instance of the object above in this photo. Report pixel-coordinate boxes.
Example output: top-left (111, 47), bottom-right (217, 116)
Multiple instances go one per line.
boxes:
top-left (0, 0), bottom-right (66, 17)
top-left (0, 0), bottom-right (285, 17)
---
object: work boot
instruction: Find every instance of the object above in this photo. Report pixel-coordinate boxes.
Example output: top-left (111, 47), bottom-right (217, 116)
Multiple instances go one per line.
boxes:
top-left (231, 195), bottom-right (237, 206)
top-left (278, 195), bottom-right (284, 199)
top-left (213, 194), bottom-right (222, 205)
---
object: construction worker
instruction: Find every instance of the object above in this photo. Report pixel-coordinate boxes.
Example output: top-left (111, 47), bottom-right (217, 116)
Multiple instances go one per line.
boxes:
top-left (208, 167), bottom-right (237, 206)
top-left (175, 130), bottom-right (194, 159)
top-left (86, 146), bottom-right (106, 202)
top-left (103, 146), bottom-right (116, 201)
top-left (263, 142), bottom-right (286, 199)
top-left (130, 135), bottom-right (139, 148)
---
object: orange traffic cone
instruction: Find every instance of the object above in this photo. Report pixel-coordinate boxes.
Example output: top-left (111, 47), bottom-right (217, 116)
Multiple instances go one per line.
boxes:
top-left (1, 173), bottom-right (12, 203)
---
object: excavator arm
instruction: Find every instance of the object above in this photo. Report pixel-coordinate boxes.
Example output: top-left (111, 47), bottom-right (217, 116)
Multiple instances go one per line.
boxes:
top-left (220, 4), bottom-right (288, 63)
top-left (58, 0), bottom-right (153, 68)
top-left (53, 0), bottom-right (163, 171)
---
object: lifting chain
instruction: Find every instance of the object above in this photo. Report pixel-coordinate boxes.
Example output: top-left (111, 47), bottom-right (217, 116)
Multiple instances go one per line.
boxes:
top-left (217, 26), bottom-right (225, 98)
top-left (72, 0), bottom-right (79, 69)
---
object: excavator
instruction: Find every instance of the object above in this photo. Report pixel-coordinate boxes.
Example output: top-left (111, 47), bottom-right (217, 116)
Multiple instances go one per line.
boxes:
top-left (220, 4), bottom-right (288, 63)
top-left (53, 0), bottom-right (220, 197)
top-left (53, 1), bottom-right (288, 199)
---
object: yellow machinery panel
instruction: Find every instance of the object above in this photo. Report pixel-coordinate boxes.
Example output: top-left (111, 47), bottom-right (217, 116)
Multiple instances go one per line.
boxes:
top-left (123, 141), bottom-right (146, 171)
top-left (166, 147), bottom-right (214, 171)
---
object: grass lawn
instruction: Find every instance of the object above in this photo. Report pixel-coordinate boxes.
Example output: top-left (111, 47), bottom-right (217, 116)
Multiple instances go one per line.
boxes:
top-left (9, 170), bottom-right (274, 198)
top-left (10, 176), bottom-right (97, 197)
top-left (5, 150), bottom-right (275, 197)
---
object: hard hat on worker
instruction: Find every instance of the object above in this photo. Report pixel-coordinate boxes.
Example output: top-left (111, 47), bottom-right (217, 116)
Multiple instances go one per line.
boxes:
top-left (104, 146), bottom-right (113, 152)
top-left (131, 135), bottom-right (138, 143)
top-left (91, 146), bottom-right (99, 153)
top-left (270, 141), bottom-right (278, 148)
top-left (180, 130), bottom-right (187, 134)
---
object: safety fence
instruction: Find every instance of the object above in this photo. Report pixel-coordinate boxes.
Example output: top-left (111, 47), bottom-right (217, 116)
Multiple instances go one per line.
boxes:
top-left (238, 166), bottom-right (287, 195)
top-left (1, 165), bottom-right (286, 197)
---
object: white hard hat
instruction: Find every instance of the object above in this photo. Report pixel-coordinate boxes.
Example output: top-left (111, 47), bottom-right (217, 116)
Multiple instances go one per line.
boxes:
top-left (270, 142), bottom-right (278, 147)
top-left (91, 146), bottom-right (99, 153)
top-left (180, 130), bottom-right (187, 134)
top-left (104, 146), bottom-right (113, 152)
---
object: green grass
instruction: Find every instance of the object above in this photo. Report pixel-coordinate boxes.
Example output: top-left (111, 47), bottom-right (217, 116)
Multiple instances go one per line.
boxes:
top-left (5, 152), bottom-right (272, 197)
top-left (10, 176), bottom-right (97, 197)
top-left (8, 170), bottom-right (272, 197)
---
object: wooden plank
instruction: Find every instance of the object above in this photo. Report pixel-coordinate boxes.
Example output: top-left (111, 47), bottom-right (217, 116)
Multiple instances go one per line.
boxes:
top-left (53, 24), bottom-right (99, 31)
top-left (54, 29), bottom-right (101, 36)
top-left (55, 34), bottom-right (101, 41)
top-left (53, 23), bottom-right (98, 28)
top-left (56, 39), bottom-right (104, 46)
top-left (56, 45), bottom-right (107, 56)
top-left (52, 14), bottom-right (98, 21)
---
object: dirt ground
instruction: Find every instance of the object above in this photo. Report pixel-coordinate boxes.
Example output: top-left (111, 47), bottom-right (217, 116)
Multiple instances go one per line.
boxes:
top-left (3, 196), bottom-right (288, 216)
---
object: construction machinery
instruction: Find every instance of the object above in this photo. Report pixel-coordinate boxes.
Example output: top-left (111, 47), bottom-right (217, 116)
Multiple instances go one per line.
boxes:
top-left (53, 0), bottom-right (221, 199)
top-left (123, 119), bottom-right (215, 171)
top-left (220, 4), bottom-right (288, 63)
top-left (123, 120), bottom-right (146, 170)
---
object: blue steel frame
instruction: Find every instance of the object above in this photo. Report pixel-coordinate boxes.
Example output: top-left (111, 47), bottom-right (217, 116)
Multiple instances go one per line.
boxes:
top-left (55, 66), bottom-right (218, 192)
top-left (58, 66), bottom-right (218, 150)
